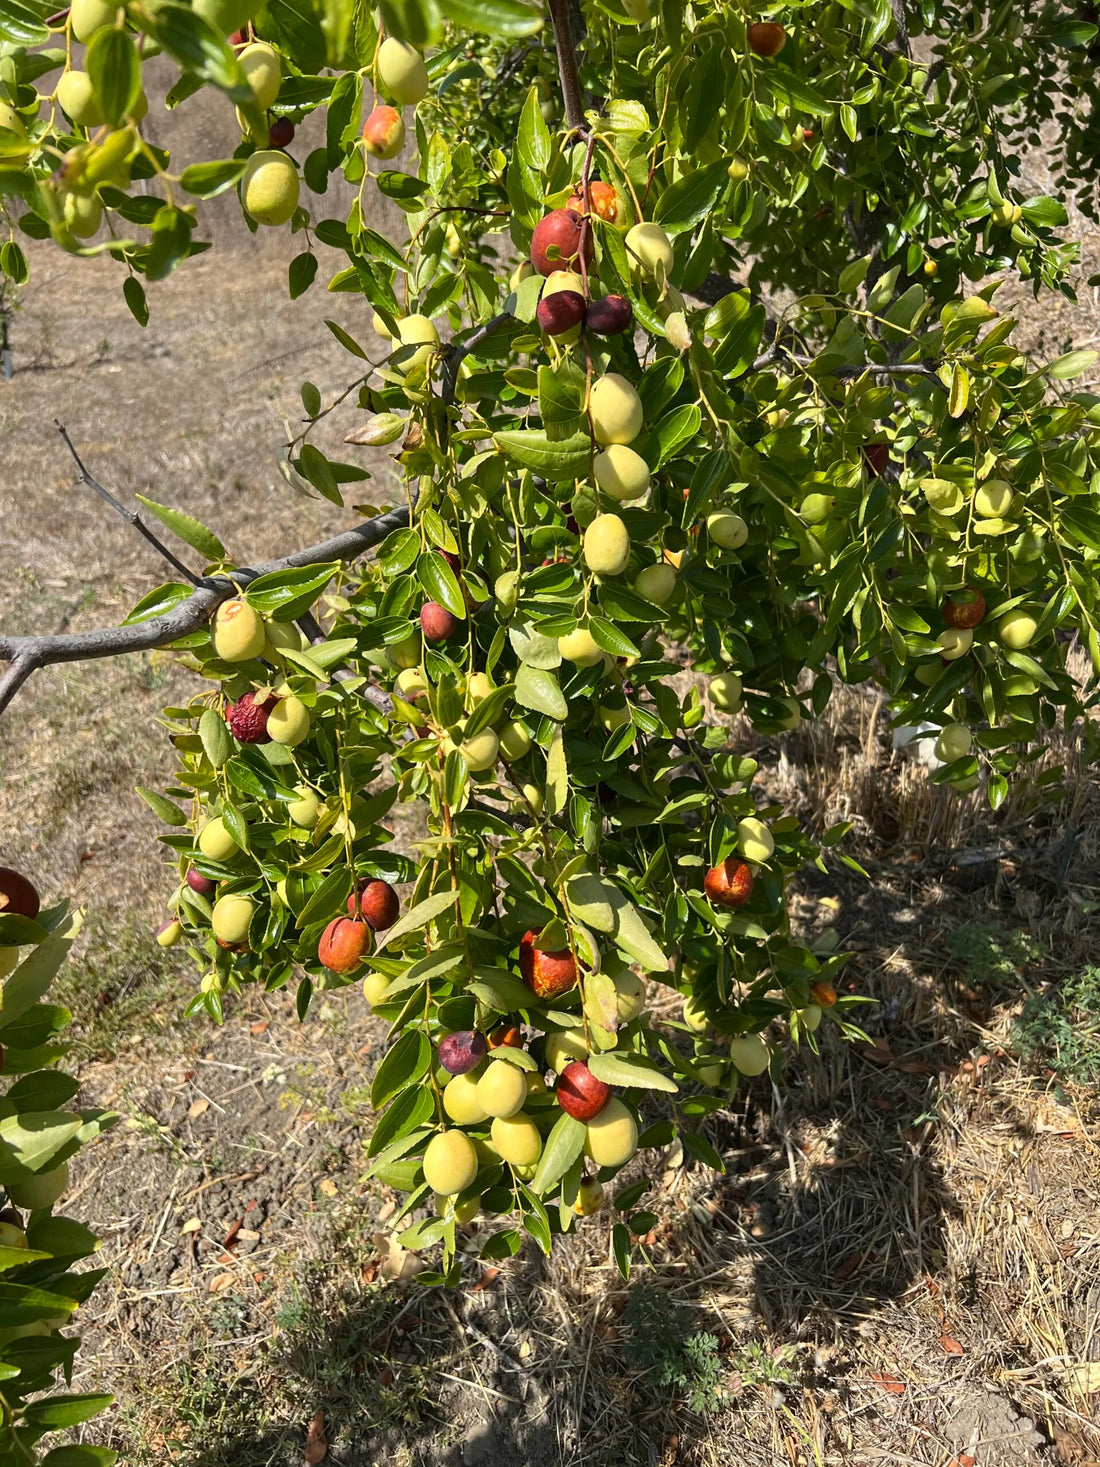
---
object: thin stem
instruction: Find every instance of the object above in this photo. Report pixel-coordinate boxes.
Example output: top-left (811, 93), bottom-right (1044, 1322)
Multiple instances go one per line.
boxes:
top-left (440, 311), bottom-right (515, 409)
top-left (546, 0), bottom-right (586, 133)
top-left (56, 420), bottom-right (202, 584)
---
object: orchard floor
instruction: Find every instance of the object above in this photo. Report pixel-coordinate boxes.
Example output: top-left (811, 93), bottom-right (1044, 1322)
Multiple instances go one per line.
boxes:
top-left (6, 186), bottom-right (1100, 1467)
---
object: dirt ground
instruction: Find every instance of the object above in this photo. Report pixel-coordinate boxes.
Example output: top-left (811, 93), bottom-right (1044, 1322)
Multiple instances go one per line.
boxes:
top-left (6, 105), bottom-right (1100, 1467)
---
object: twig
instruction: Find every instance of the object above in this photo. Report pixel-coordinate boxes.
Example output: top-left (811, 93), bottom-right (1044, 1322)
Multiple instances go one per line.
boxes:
top-left (296, 608), bottom-right (392, 715)
top-left (56, 420), bottom-right (202, 585)
top-left (0, 503), bottom-right (411, 717)
top-left (749, 345), bottom-right (944, 385)
top-left (440, 311), bottom-right (515, 409)
top-left (546, 0), bottom-right (586, 133)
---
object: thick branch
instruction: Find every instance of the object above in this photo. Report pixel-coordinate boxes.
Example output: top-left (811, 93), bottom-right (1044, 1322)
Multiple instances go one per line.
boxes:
top-left (0, 503), bottom-right (411, 716)
top-left (546, 0), bottom-right (586, 133)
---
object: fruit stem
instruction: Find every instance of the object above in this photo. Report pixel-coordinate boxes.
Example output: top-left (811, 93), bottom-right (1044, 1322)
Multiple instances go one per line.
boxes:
top-left (546, 0), bottom-right (586, 134)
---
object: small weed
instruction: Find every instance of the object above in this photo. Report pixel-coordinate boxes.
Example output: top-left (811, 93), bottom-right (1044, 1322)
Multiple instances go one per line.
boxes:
top-left (946, 922), bottom-right (1043, 992)
top-left (1011, 965), bottom-right (1100, 1087)
top-left (621, 1286), bottom-right (727, 1415)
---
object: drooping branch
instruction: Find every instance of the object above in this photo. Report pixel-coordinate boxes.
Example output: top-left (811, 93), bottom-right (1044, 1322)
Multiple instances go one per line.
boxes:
top-left (0, 503), bottom-right (411, 717)
top-left (441, 312), bottom-right (516, 409)
top-left (546, 0), bottom-right (587, 133)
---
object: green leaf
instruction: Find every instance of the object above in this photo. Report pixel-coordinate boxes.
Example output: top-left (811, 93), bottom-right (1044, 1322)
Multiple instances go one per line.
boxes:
top-left (437, 0), bottom-right (542, 36)
top-left (123, 276), bottom-right (149, 327)
top-left (589, 617), bottom-right (638, 658)
top-left (377, 889), bottom-right (460, 950)
top-left (26, 1215), bottom-right (99, 1261)
top-left (418, 551), bottom-right (466, 618)
top-left (587, 1051), bottom-right (678, 1092)
top-left (370, 1030), bottom-right (431, 1108)
top-left (517, 85), bottom-right (550, 173)
top-left (134, 785), bottom-right (187, 826)
top-left (0, 914), bottom-right (82, 1030)
top-left (612, 1221), bottom-right (631, 1279)
top-left (376, 169), bottom-right (430, 201)
top-left (22, 1394), bottom-right (115, 1430)
top-left (530, 1110), bottom-right (586, 1196)
top-left (494, 429), bottom-right (592, 481)
top-left (0, 1110), bottom-right (83, 1173)
top-left (135, 496), bottom-right (225, 562)
top-left (41, 1449), bottom-right (119, 1467)
top-left (244, 563), bottom-right (337, 619)
top-left (545, 729), bottom-right (568, 818)
top-left (198, 709), bottom-right (233, 768)
top-left (366, 1084), bottom-right (435, 1157)
top-left (515, 663), bottom-right (568, 720)
top-left (289, 251), bottom-right (318, 299)
top-left (179, 158), bottom-right (247, 199)
top-left (1047, 350), bottom-right (1098, 380)
top-left (653, 161), bottom-right (729, 236)
top-left (0, 0), bottom-right (52, 44)
top-left (761, 64), bottom-right (833, 118)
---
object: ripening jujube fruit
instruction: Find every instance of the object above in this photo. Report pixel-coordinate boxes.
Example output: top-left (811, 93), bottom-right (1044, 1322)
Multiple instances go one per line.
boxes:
top-left (318, 916), bottom-right (369, 973)
top-left (0, 868), bottom-right (40, 920)
top-left (519, 929), bottom-right (577, 1000)
top-left (703, 855), bottom-right (754, 908)
top-left (439, 1030), bottom-right (488, 1075)
top-left (476, 1060), bottom-right (528, 1117)
top-left (556, 1062), bottom-right (612, 1121)
top-left (530, 208), bottom-right (594, 276)
top-left (583, 1097), bottom-right (638, 1169)
top-left (156, 918), bottom-right (182, 947)
top-left (747, 20), bottom-right (786, 56)
top-left (423, 1130), bottom-right (478, 1195)
top-left (363, 104), bottom-right (405, 159)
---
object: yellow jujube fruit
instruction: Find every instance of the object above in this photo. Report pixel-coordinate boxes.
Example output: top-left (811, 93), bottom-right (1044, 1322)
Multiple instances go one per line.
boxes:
top-left (70, 0), bottom-right (119, 42)
top-left (362, 970), bottom-right (392, 1007)
top-left (459, 729), bottom-right (499, 773)
top-left (287, 784), bottom-right (321, 828)
top-left (0, 101), bottom-right (26, 138)
top-left (443, 1071), bottom-right (490, 1124)
top-left (211, 894), bottom-right (255, 945)
top-left (423, 1130), bottom-right (479, 1196)
top-left (683, 994), bottom-right (709, 1033)
top-left (395, 315), bottom-right (439, 377)
top-left (937, 627), bottom-right (973, 660)
top-left (239, 42), bottom-right (282, 109)
top-left (491, 1113), bottom-right (543, 1167)
top-left (213, 598), bottom-right (265, 661)
top-left (545, 1029), bottom-right (589, 1072)
top-left (241, 150), bottom-right (300, 227)
top-left (737, 817), bottom-right (774, 864)
top-left (476, 1060), bottom-right (528, 1118)
top-left (378, 37), bottom-right (430, 104)
top-left (589, 374), bottom-right (644, 446)
top-left (709, 672), bottom-right (742, 711)
top-left (633, 563), bottom-right (676, 604)
top-left (198, 816), bottom-right (240, 862)
top-left (573, 1177), bottom-right (605, 1215)
top-left (62, 191), bottom-right (102, 238)
top-left (974, 479), bottom-right (1014, 518)
top-left (613, 969), bottom-right (646, 1022)
top-left (583, 514), bottom-right (630, 577)
top-left (935, 723), bottom-right (972, 761)
top-left (707, 511), bottom-right (749, 549)
top-left (999, 609), bottom-right (1038, 649)
top-left (625, 221), bottom-right (674, 280)
top-left (56, 71), bottom-right (103, 128)
top-left (498, 720), bottom-right (532, 761)
top-left (558, 628), bottom-right (604, 666)
top-left (594, 445), bottom-right (651, 502)
top-left (268, 695), bottom-right (310, 746)
top-left (583, 1097), bottom-right (639, 1169)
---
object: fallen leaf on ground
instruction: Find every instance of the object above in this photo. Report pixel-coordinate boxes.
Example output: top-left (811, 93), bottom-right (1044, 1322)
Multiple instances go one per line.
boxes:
top-left (187, 1097), bottom-right (210, 1119)
top-left (304, 1409), bottom-right (327, 1463)
top-left (208, 1273), bottom-right (234, 1293)
top-left (180, 1217), bottom-right (201, 1235)
top-left (223, 1219), bottom-right (242, 1249)
top-left (1069, 1361), bottom-right (1100, 1394)
top-left (938, 1334), bottom-right (965, 1355)
top-left (870, 1372), bottom-right (905, 1395)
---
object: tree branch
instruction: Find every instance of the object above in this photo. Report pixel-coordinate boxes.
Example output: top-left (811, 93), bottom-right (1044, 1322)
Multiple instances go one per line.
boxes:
top-left (440, 312), bottom-right (515, 409)
top-left (546, 0), bottom-right (586, 133)
top-left (56, 420), bottom-right (202, 586)
top-left (0, 503), bottom-right (411, 717)
top-left (749, 345), bottom-right (945, 386)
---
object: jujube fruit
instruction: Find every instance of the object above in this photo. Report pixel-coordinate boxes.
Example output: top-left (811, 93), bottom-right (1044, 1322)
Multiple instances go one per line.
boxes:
top-left (556, 1062), bottom-right (612, 1121)
top-left (198, 817), bottom-right (239, 862)
top-left (239, 42), bottom-right (281, 109)
top-left (747, 20), bottom-right (786, 55)
top-left (363, 104), bottom-right (405, 159)
top-left (583, 1097), bottom-right (638, 1168)
top-left (999, 608), bottom-right (1038, 649)
top-left (0, 869), bottom-right (40, 921)
top-left (438, 1030), bottom-right (487, 1075)
top-left (730, 1033), bottom-right (771, 1075)
top-left (318, 916), bottom-right (369, 973)
top-left (530, 208), bottom-right (594, 276)
top-left (558, 628), bottom-right (604, 666)
top-left (348, 879), bottom-right (400, 931)
top-left (633, 563), bottom-right (676, 604)
top-left (942, 588), bottom-right (985, 628)
top-left (585, 294), bottom-right (633, 336)
top-left (583, 514), bottom-right (631, 577)
top-left (589, 374), bottom-right (643, 446)
top-left (268, 117), bottom-right (295, 149)
top-left (443, 1071), bottom-right (490, 1124)
top-left (519, 929), bottom-right (577, 1000)
top-left (594, 445), bottom-right (650, 502)
top-left (421, 601), bottom-right (458, 641)
top-left (625, 221), bottom-right (674, 280)
top-left (267, 694), bottom-right (310, 746)
top-left (226, 691), bottom-right (277, 743)
top-left (56, 71), bottom-right (103, 128)
top-left (491, 1113), bottom-right (543, 1166)
top-left (422, 1130), bottom-right (478, 1195)
top-left (213, 598), bottom-right (265, 661)
top-left (211, 894), bottom-right (255, 945)
top-left (537, 289), bottom-right (586, 336)
top-left (240, 150), bottom-right (299, 226)
top-left (476, 1059), bottom-right (528, 1117)
top-left (377, 37), bottom-right (429, 105)
top-left (704, 856), bottom-right (754, 908)
top-left (737, 817), bottom-right (774, 863)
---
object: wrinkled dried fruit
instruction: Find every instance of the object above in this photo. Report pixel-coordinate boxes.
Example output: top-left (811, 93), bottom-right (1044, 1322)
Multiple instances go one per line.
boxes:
top-left (226, 691), bottom-right (277, 743)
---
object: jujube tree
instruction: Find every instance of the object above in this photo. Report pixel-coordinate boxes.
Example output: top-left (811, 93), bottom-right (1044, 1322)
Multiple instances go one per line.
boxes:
top-left (1, 0), bottom-right (1100, 1295)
